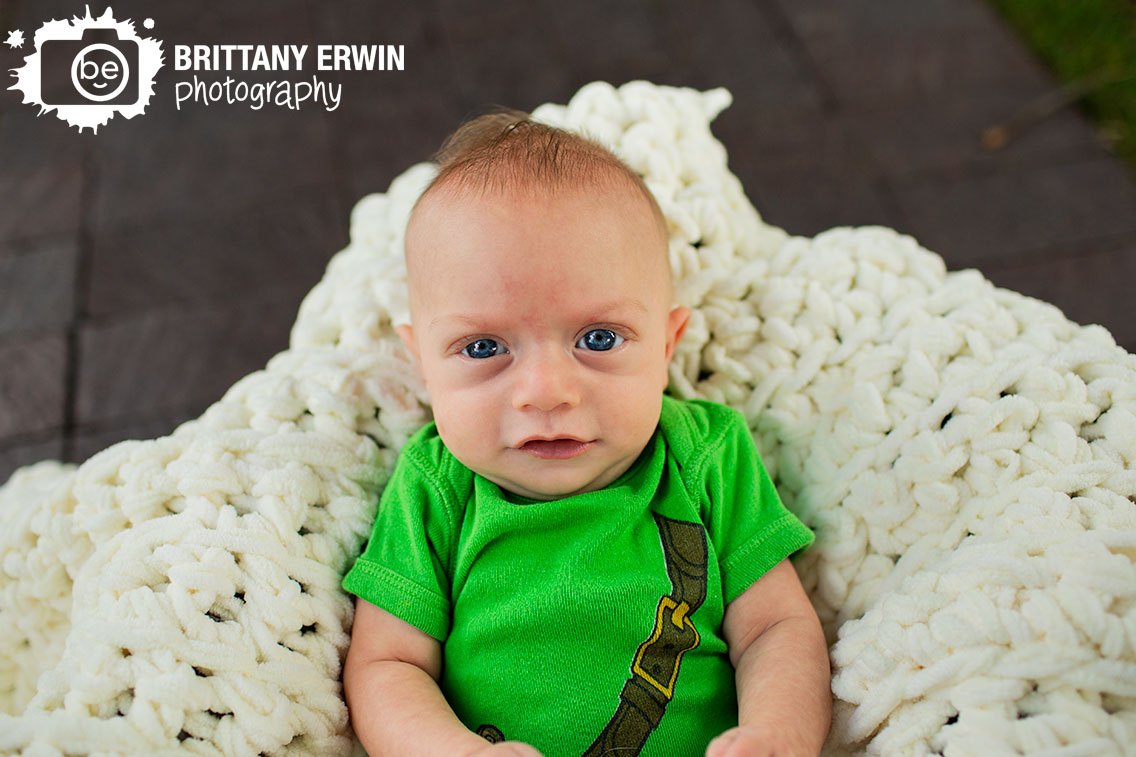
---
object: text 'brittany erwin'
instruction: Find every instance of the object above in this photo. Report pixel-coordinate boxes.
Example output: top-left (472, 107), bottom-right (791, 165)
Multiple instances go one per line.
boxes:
top-left (173, 44), bottom-right (405, 72)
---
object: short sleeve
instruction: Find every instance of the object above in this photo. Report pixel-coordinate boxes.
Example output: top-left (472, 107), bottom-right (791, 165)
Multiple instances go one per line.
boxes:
top-left (699, 408), bottom-right (814, 605)
top-left (340, 435), bottom-right (458, 641)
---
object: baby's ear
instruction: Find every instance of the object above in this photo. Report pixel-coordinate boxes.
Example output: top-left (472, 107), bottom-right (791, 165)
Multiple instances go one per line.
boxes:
top-left (395, 324), bottom-right (419, 361)
top-left (664, 306), bottom-right (691, 362)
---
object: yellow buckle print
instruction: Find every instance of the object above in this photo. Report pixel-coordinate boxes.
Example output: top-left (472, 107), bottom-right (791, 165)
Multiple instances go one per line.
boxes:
top-left (631, 596), bottom-right (700, 700)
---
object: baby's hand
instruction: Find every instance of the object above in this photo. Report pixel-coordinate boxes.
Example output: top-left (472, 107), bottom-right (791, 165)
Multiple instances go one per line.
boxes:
top-left (706, 725), bottom-right (815, 757)
top-left (467, 741), bottom-right (544, 757)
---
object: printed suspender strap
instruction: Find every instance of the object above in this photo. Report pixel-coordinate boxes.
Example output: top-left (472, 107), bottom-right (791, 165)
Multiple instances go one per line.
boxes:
top-left (583, 514), bottom-right (709, 757)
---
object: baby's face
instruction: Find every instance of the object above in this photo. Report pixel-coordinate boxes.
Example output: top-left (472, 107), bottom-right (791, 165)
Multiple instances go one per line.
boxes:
top-left (401, 184), bottom-right (689, 501)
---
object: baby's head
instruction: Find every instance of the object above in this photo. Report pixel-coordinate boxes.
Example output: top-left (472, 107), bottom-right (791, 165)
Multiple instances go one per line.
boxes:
top-left (399, 109), bottom-right (690, 501)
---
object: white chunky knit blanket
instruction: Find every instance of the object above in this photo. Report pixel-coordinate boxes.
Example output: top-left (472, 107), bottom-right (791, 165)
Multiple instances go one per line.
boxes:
top-left (2, 80), bottom-right (1134, 756)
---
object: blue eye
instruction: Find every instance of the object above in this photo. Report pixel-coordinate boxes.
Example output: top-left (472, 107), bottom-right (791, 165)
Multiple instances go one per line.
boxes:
top-left (463, 339), bottom-right (503, 359)
top-left (577, 329), bottom-right (623, 352)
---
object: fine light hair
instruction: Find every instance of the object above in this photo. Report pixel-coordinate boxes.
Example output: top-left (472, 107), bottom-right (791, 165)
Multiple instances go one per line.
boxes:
top-left (411, 107), bottom-right (669, 240)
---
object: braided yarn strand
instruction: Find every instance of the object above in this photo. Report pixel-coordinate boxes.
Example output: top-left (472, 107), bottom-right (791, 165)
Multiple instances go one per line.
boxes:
top-left (1, 80), bottom-right (1134, 754)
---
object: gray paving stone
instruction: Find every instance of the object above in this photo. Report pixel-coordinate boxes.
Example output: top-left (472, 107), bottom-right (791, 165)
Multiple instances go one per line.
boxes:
top-left (89, 98), bottom-right (337, 234)
top-left (0, 234), bottom-right (77, 331)
top-left (653, 0), bottom-right (822, 113)
top-left (892, 157), bottom-right (1136, 269)
top-left (0, 333), bottom-right (67, 440)
top-left (0, 113), bottom-right (83, 244)
top-left (340, 91), bottom-right (468, 200)
top-left (770, 0), bottom-right (1050, 103)
top-left (145, 0), bottom-right (313, 40)
top-left (750, 170), bottom-right (902, 239)
top-left (75, 284), bottom-right (307, 426)
top-left (309, 0), bottom-right (436, 39)
top-left (86, 185), bottom-right (345, 318)
top-left (985, 243), bottom-right (1136, 354)
top-left (839, 80), bottom-right (1110, 178)
top-left (68, 408), bottom-right (198, 466)
top-left (9, 0), bottom-right (97, 27)
top-left (315, 0), bottom-right (470, 194)
top-left (710, 99), bottom-right (896, 236)
top-left (308, 0), bottom-right (454, 93)
top-left (544, 1), bottom-right (671, 89)
top-left (0, 435), bottom-right (67, 488)
top-left (0, 235), bottom-right (78, 335)
top-left (769, 0), bottom-right (1007, 46)
top-left (716, 101), bottom-right (877, 180)
top-left (433, 0), bottom-right (581, 111)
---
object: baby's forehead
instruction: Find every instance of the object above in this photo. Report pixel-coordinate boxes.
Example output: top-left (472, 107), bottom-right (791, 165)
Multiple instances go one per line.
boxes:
top-left (427, 169), bottom-right (646, 210)
top-left (413, 174), bottom-right (665, 245)
top-left (413, 189), bottom-right (662, 273)
top-left (405, 179), bottom-right (672, 293)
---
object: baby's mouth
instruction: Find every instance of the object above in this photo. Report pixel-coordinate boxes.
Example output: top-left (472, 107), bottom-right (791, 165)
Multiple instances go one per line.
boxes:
top-left (518, 438), bottom-right (594, 460)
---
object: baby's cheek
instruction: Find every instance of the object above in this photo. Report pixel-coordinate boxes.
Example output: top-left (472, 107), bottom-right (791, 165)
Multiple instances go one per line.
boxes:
top-left (431, 403), bottom-right (476, 453)
top-left (433, 414), bottom-right (446, 437)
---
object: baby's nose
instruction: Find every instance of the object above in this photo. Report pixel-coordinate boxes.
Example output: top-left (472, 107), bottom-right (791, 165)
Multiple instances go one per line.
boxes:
top-left (511, 348), bottom-right (581, 412)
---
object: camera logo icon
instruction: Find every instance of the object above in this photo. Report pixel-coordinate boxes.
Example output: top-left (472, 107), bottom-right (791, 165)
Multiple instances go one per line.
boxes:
top-left (9, 7), bottom-right (163, 133)
top-left (42, 27), bottom-right (138, 105)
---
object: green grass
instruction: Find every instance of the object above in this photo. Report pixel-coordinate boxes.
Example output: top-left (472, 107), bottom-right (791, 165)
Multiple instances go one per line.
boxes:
top-left (986, 0), bottom-right (1136, 167)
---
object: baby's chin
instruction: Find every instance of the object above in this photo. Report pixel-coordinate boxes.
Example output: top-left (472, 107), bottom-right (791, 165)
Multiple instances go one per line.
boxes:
top-left (488, 457), bottom-right (642, 502)
top-left (486, 472), bottom-right (596, 502)
top-left (476, 460), bottom-right (619, 501)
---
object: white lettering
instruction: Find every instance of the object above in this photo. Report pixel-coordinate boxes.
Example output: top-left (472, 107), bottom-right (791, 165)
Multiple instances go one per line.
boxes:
top-left (173, 75), bottom-right (344, 112)
top-left (251, 45), bottom-right (271, 71)
top-left (78, 58), bottom-right (100, 80)
top-left (180, 45), bottom-right (317, 72)
top-left (235, 45), bottom-right (253, 69)
top-left (315, 44), bottom-right (405, 71)
top-left (325, 80), bottom-right (342, 110)
top-left (174, 81), bottom-right (192, 108)
top-left (386, 44), bottom-right (404, 71)
top-left (352, 45), bottom-right (376, 71)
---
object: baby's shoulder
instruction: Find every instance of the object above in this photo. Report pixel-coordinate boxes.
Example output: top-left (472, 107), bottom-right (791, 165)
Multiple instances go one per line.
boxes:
top-left (395, 422), bottom-right (475, 506)
top-left (660, 396), bottom-right (747, 457)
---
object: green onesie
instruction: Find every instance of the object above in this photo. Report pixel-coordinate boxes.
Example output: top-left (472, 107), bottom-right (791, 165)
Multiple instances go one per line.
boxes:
top-left (342, 396), bottom-right (814, 755)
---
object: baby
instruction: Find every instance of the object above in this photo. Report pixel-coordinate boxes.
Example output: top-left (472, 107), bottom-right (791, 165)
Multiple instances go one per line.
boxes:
top-left (341, 110), bottom-right (831, 756)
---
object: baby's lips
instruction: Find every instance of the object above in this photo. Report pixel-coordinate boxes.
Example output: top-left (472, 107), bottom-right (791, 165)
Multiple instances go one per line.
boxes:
top-left (518, 438), bottom-right (593, 460)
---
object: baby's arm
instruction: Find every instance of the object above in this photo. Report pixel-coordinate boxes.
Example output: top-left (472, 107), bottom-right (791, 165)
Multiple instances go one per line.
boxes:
top-left (344, 598), bottom-right (541, 756)
top-left (707, 560), bottom-right (831, 757)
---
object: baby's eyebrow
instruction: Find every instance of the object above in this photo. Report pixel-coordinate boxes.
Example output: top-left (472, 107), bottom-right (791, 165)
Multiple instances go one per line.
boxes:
top-left (597, 298), bottom-right (650, 317)
top-left (428, 313), bottom-right (488, 331)
top-left (576, 298), bottom-right (651, 321)
top-left (428, 299), bottom-right (649, 332)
